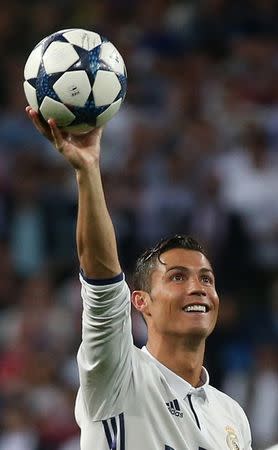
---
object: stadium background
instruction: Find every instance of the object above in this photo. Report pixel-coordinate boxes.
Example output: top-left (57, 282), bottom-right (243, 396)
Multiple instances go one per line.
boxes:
top-left (0, 0), bottom-right (277, 449)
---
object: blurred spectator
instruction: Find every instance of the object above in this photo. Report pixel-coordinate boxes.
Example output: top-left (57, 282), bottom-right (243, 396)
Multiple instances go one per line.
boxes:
top-left (248, 344), bottom-right (278, 449)
top-left (215, 122), bottom-right (278, 275)
top-left (9, 151), bottom-right (48, 277)
top-left (0, 399), bottom-right (39, 450)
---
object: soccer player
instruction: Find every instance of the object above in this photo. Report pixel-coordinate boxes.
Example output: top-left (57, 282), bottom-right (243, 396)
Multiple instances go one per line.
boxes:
top-left (26, 107), bottom-right (252, 450)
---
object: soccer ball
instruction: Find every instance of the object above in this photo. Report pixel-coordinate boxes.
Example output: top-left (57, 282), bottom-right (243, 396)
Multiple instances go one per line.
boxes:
top-left (23, 28), bottom-right (127, 133)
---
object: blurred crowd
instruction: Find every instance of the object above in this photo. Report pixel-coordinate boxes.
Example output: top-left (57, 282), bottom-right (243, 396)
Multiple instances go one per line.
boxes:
top-left (0, 0), bottom-right (277, 449)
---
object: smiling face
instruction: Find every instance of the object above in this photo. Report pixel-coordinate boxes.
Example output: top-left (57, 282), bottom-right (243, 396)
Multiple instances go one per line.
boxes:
top-left (132, 248), bottom-right (219, 343)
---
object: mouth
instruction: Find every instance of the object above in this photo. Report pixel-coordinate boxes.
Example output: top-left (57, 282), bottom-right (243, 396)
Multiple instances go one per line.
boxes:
top-left (182, 304), bottom-right (209, 313)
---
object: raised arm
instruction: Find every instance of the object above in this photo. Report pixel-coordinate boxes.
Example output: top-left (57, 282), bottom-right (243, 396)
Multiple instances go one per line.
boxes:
top-left (26, 107), bottom-right (121, 279)
top-left (74, 133), bottom-right (121, 278)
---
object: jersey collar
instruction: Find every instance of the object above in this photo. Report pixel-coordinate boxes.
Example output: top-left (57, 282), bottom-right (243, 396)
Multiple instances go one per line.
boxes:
top-left (141, 346), bottom-right (209, 402)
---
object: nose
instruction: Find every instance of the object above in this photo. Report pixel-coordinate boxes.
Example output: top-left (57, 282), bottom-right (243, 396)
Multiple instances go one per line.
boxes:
top-left (188, 275), bottom-right (206, 297)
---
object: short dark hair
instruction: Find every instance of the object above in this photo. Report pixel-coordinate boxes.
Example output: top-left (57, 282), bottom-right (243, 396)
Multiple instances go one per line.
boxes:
top-left (133, 234), bottom-right (207, 292)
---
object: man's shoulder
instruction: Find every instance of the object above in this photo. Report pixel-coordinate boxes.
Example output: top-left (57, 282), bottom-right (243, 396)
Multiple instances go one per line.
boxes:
top-left (206, 384), bottom-right (248, 420)
top-left (132, 346), bottom-right (160, 367)
top-left (131, 346), bottom-right (167, 382)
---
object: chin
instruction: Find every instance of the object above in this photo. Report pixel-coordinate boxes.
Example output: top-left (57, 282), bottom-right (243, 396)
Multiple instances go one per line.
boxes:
top-left (180, 325), bottom-right (213, 342)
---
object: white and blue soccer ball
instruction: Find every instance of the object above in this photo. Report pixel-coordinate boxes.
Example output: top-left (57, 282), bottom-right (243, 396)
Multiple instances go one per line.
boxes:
top-left (23, 28), bottom-right (127, 133)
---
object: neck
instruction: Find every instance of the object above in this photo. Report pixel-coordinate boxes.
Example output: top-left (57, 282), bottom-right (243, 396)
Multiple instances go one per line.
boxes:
top-left (146, 336), bottom-right (205, 387)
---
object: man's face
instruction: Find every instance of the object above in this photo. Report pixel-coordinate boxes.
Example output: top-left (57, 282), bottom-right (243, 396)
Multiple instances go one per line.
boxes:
top-left (144, 248), bottom-right (219, 341)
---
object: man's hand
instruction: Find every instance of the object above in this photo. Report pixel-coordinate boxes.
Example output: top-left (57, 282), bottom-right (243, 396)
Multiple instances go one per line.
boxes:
top-left (26, 106), bottom-right (103, 171)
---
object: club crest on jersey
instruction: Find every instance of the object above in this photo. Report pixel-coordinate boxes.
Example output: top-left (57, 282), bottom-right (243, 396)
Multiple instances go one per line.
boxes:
top-left (225, 426), bottom-right (240, 450)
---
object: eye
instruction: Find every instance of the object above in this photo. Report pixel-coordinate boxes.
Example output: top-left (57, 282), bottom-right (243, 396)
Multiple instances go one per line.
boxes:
top-left (201, 274), bottom-right (214, 285)
top-left (171, 272), bottom-right (185, 282)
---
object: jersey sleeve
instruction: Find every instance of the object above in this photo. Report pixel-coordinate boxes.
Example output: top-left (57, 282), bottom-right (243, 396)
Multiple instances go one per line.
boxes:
top-left (76, 272), bottom-right (133, 420)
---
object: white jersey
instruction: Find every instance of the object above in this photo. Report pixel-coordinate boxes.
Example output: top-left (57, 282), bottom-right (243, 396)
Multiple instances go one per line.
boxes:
top-left (75, 273), bottom-right (252, 450)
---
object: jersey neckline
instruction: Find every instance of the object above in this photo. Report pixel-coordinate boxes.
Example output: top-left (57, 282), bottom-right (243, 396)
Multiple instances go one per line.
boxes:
top-left (141, 346), bottom-right (210, 402)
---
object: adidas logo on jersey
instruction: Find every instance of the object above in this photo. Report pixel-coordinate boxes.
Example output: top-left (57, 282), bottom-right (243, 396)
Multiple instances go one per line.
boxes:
top-left (166, 399), bottom-right (183, 418)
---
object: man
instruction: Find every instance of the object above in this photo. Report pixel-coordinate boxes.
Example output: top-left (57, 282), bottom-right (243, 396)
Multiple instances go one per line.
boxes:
top-left (26, 107), bottom-right (252, 450)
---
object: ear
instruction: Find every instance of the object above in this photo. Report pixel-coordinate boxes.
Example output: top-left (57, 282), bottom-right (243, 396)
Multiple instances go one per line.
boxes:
top-left (131, 290), bottom-right (151, 317)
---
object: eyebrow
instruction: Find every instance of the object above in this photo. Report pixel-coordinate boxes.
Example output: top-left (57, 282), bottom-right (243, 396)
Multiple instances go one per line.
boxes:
top-left (165, 266), bottom-right (215, 276)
